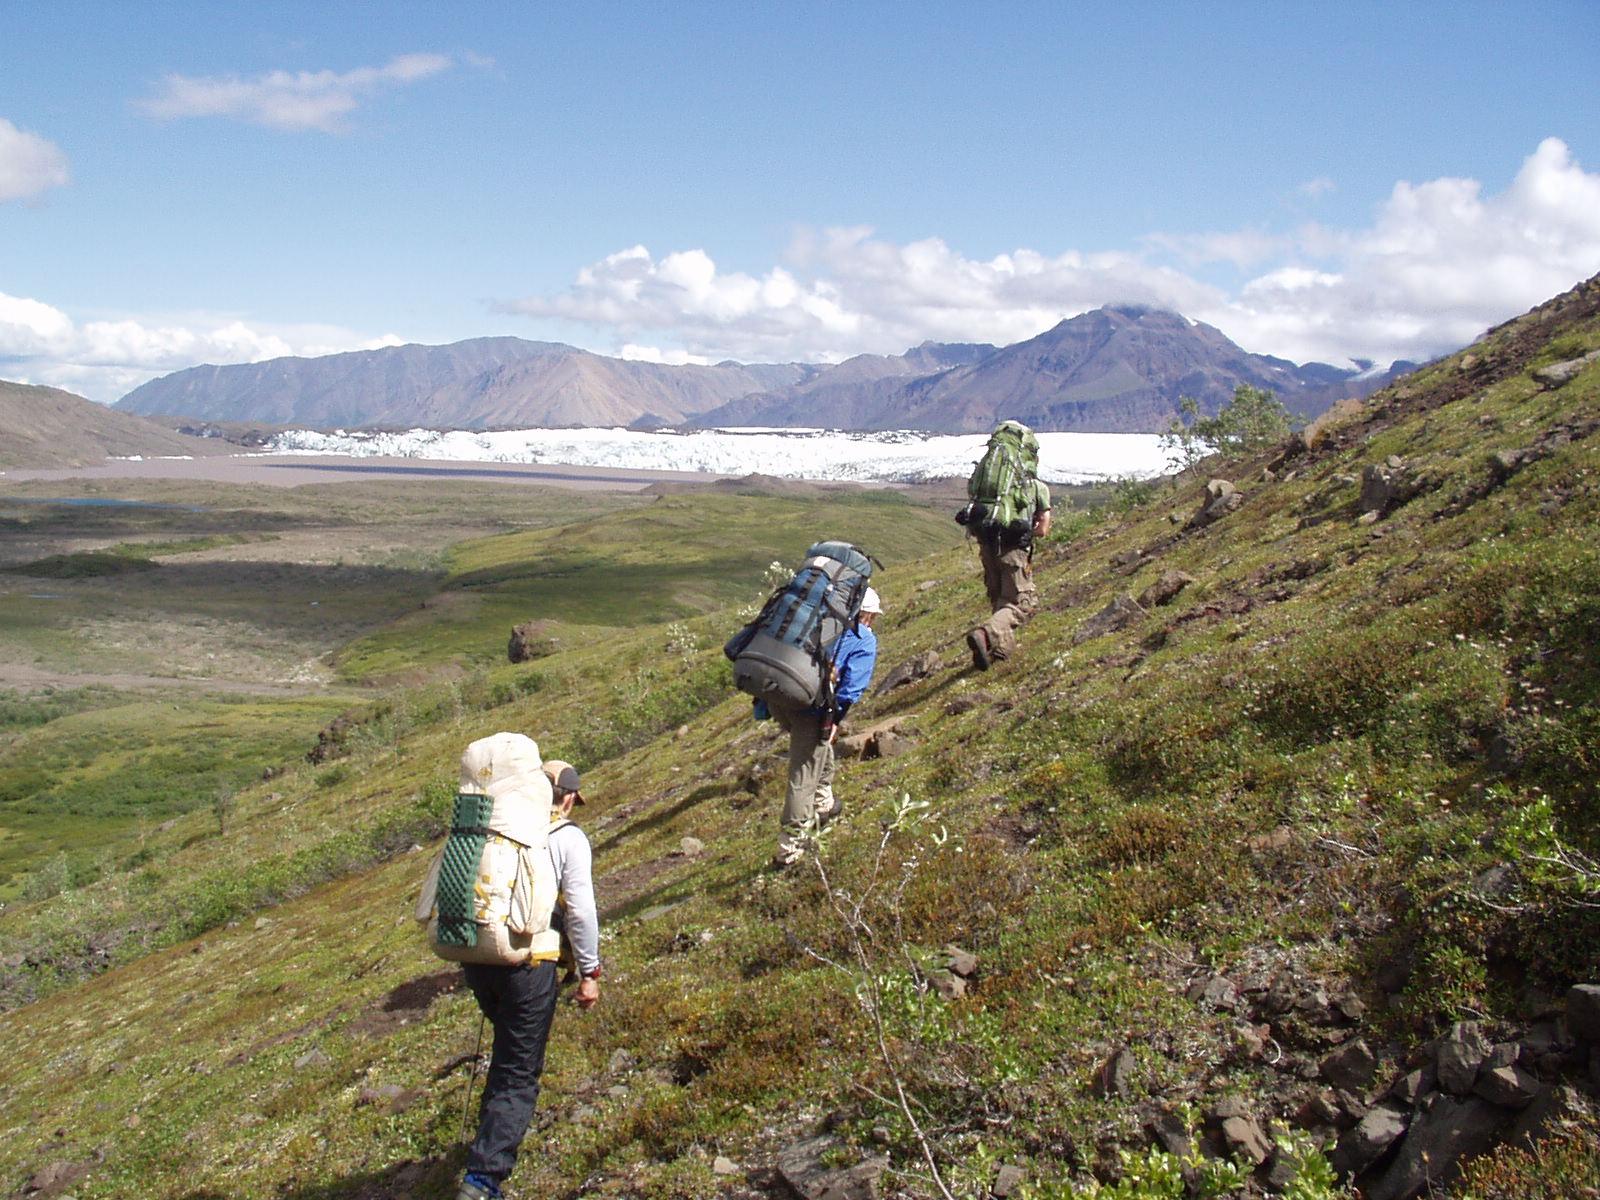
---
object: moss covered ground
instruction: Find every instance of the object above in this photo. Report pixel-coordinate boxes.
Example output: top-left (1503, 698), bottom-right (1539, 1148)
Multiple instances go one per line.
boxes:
top-left (2, 280), bottom-right (1600, 1198)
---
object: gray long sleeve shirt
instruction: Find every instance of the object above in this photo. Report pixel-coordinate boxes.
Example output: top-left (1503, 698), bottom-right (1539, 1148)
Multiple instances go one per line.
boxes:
top-left (549, 822), bottom-right (600, 977)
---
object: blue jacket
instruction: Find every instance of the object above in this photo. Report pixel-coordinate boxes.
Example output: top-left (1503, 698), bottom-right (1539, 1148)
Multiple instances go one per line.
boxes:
top-left (827, 623), bottom-right (878, 716)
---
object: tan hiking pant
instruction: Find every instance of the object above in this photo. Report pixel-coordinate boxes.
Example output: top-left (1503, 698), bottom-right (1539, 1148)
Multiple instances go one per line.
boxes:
top-left (974, 539), bottom-right (1038, 659)
top-left (767, 696), bottom-right (836, 835)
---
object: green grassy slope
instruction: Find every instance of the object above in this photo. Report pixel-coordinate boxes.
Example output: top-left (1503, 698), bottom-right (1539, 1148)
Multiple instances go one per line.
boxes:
top-left (2, 278), bottom-right (1599, 1198)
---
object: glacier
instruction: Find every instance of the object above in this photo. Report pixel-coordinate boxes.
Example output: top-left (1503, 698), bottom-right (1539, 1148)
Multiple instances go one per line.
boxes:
top-left (264, 426), bottom-right (1172, 484)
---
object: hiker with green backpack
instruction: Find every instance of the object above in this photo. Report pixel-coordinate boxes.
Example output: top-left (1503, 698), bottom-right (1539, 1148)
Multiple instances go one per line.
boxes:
top-left (413, 734), bottom-right (601, 1200)
top-left (958, 419), bottom-right (1053, 670)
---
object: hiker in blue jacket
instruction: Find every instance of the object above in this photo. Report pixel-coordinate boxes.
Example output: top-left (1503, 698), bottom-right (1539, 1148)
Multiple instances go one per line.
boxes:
top-left (771, 587), bottom-right (881, 866)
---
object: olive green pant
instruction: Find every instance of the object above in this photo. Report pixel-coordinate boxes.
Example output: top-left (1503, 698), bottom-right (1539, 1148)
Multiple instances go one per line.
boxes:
top-left (974, 539), bottom-right (1038, 659)
top-left (767, 695), bottom-right (836, 836)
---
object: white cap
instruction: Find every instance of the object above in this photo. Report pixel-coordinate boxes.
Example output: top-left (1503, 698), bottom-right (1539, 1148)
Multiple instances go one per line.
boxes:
top-left (859, 586), bottom-right (882, 615)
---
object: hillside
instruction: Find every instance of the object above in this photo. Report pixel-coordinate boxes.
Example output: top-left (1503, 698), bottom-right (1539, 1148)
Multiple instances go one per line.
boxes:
top-left (2, 274), bottom-right (1599, 1199)
top-left (0, 380), bottom-right (226, 468)
top-left (697, 308), bottom-right (1411, 433)
top-left (115, 338), bottom-right (817, 430)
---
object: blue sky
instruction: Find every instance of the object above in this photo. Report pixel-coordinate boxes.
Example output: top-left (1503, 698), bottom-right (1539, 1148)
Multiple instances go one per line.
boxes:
top-left (3, 2), bottom-right (1598, 402)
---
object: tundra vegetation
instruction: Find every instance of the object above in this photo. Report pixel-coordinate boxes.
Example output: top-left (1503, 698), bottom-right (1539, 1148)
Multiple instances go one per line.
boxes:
top-left (0, 277), bottom-right (1598, 1198)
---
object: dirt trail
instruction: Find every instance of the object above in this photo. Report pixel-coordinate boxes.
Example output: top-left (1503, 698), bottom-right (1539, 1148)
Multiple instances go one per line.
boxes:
top-left (0, 660), bottom-right (342, 696)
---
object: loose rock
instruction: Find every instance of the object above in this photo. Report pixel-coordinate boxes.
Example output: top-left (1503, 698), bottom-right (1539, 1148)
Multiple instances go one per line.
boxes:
top-left (1073, 594), bottom-right (1148, 645)
top-left (1320, 1039), bottom-right (1378, 1092)
top-left (777, 1135), bottom-right (889, 1200)
top-left (1331, 1103), bottom-right (1408, 1177)
top-left (1093, 1047), bottom-right (1136, 1099)
top-left (1566, 984), bottom-right (1600, 1042)
top-left (875, 651), bottom-right (943, 693)
top-left (1363, 1094), bottom-right (1508, 1200)
top-left (1436, 1022), bottom-right (1490, 1095)
top-left (1136, 570), bottom-right (1195, 609)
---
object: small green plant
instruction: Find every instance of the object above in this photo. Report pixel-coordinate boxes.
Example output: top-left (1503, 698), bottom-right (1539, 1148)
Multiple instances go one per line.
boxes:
top-left (1498, 791), bottom-right (1600, 906)
top-left (20, 852), bottom-right (72, 903)
top-left (1160, 384), bottom-right (1295, 475)
top-left (1107, 475), bottom-right (1159, 513)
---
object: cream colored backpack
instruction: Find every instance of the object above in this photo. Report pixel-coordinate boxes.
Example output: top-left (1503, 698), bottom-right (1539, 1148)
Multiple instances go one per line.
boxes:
top-left (414, 732), bottom-right (561, 966)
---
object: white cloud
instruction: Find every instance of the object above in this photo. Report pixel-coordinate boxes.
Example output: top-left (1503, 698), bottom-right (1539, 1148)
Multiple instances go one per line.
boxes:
top-left (0, 293), bottom-right (401, 402)
top-left (0, 117), bottom-right (70, 202)
top-left (134, 53), bottom-right (455, 132)
top-left (619, 344), bottom-right (714, 366)
top-left (1297, 176), bottom-right (1336, 198)
top-left (1210, 137), bottom-right (1600, 363)
top-left (506, 229), bottom-right (1221, 363)
top-left (506, 139), bottom-right (1600, 370)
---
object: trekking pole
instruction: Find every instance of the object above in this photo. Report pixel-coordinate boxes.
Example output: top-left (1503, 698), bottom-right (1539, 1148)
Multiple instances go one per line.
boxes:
top-left (460, 1010), bottom-right (487, 1145)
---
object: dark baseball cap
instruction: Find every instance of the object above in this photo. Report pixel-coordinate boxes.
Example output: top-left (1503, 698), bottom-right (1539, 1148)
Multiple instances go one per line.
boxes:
top-left (542, 759), bottom-right (584, 803)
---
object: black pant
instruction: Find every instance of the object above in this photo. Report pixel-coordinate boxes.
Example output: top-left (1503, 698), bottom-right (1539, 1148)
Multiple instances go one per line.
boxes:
top-left (461, 960), bottom-right (560, 1185)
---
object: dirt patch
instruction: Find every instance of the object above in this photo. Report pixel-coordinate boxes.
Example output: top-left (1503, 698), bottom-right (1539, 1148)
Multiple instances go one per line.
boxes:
top-left (224, 1016), bottom-right (333, 1067)
top-left (597, 857), bottom-right (678, 920)
top-left (348, 969), bottom-right (461, 1038)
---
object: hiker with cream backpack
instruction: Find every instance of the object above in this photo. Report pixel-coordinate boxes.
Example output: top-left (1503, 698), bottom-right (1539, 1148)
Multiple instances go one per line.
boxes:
top-left (414, 733), bottom-right (601, 1200)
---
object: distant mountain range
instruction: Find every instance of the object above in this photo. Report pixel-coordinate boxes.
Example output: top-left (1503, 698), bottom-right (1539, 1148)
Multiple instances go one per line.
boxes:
top-left (0, 380), bottom-right (223, 468)
top-left (115, 308), bottom-right (1417, 434)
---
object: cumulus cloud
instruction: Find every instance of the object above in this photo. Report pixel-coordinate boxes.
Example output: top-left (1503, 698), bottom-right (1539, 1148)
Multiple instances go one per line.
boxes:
top-left (0, 293), bottom-right (401, 402)
top-left (506, 230), bottom-right (1220, 364)
top-left (1210, 137), bottom-right (1600, 364)
top-left (135, 53), bottom-right (455, 132)
top-left (0, 118), bottom-right (70, 202)
top-left (1297, 176), bottom-right (1336, 199)
top-left (507, 139), bottom-right (1600, 370)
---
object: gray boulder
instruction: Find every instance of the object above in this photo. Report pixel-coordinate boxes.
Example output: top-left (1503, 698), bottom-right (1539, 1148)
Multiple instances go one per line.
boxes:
top-left (1218, 1115), bottom-right (1273, 1165)
top-left (1363, 1094), bottom-right (1509, 1200)
top-left (1321, 1038), bottom-right (1378, 1092)
top-left (1188, 478), bottom-right (1243, 529)
top-left (1473, 1063), bottom-right (1542, 1109)
top-left (1566, 984), bottom-right (1600, 1042)
top-left (1331, 1102), bottom-right (1409, 1177)
top-left (1532, 348), bottom-right (1600, 388)
top-left (1436, 1022), bottom-right (1491, 1094)
top-left (1359, 463), bottom-right (1396, 516)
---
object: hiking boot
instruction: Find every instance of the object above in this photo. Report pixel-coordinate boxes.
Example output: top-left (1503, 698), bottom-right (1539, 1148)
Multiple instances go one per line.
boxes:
top-left (456, 1173), bottom-right (501, 1200)
top-left (772, 838), bottom-right (806, 868)
top-left (814, 787), bottom-right (840, 826)
top-left (966, 628), bottom-right (992, 671)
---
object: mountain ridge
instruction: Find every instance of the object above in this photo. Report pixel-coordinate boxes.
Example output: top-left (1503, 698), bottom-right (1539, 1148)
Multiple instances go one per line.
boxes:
top-left (116, 311), bottom-right (1415, 434)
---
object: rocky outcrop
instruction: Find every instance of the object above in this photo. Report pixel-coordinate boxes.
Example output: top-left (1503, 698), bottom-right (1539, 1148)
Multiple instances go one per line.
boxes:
top-left (1160, 961), bottom-right (1600, 1198)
